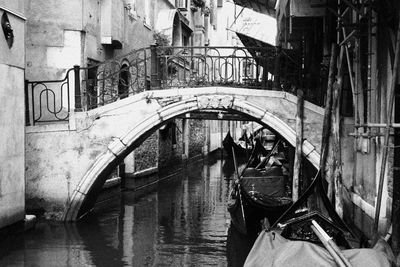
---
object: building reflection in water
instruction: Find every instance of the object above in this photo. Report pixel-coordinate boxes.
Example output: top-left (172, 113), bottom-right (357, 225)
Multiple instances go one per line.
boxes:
top-left (0, 158), bottom-right (253, 266)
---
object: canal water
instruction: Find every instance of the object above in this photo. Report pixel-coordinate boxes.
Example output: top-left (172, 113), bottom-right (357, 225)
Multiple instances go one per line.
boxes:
top-left (0, 157), bottom-right (256, 266)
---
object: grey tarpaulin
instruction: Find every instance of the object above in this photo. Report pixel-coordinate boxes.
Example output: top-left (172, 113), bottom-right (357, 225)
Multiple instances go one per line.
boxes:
top-left (244, 231), bottom-right (392, 266)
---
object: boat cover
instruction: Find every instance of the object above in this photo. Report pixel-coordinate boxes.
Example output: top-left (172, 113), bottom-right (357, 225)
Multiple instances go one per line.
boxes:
top-left (241, 167), bottom-right (286, 197)
top-left (244, 231), bottom-right (392, 267)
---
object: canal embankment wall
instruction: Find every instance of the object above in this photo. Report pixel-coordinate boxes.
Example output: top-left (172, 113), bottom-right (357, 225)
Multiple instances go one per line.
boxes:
top-left (122, 118), bottom-right (209, 191)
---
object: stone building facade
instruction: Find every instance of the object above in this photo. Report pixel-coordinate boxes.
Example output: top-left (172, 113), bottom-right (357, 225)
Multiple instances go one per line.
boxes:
top-left (23, 0), bottom-right (221, 216)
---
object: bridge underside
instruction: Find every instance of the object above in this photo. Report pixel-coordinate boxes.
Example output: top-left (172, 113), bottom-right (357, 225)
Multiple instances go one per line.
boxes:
top-left (25, 87), bottom-right (324, 221)
top-left (177, 110), bottom-right (253, 121)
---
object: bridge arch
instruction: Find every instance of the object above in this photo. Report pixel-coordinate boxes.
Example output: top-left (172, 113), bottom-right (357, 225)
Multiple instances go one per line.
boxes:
top-left (63, 92), bottom-right (321, 221)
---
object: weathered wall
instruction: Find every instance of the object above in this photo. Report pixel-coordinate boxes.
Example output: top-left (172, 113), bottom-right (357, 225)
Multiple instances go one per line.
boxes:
top-left (134, 132), bottom-right (159, 172)
top-left (25, 0), bottom-right (83, 80)
top-left (0, 2), bottom-right (26, 228)
top-left (25, 93), bottom-right (163, 217)
top-left (24, 0), bottom-right (155, 124)
top-left (188, 119), bottom-right (206, 158)
top-left (25, 0), bottom-right (155, 81)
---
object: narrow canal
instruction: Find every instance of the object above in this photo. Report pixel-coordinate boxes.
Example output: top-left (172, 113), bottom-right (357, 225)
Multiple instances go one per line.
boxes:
top-left (0, 156), bottom-right (256, 266)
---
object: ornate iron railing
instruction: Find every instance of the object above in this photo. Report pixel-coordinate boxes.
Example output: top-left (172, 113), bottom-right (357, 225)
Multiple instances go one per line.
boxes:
top-left (79, 47), bottom-right (151, 110)
top-left (25, 69), bottom-right (73, 125)
top-left (25, 45), bottom-right (306, 125)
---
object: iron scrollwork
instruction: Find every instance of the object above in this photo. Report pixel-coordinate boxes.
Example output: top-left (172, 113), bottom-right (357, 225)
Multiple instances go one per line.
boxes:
top-left (26, 45), bottom-right (303, 125)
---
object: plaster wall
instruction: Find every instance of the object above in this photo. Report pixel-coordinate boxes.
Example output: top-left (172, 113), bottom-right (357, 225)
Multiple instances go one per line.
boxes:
top-left (25, 0), bottom-right (84, 78)
top-left (26, 92), bottom-right (163, 216)
top-left (209, 1), bottom-right (240, 47)
top-left (0, 3), bottom-right (26, 228)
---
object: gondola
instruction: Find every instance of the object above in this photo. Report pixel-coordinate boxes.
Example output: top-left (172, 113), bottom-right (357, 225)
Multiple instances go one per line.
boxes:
top-left (222, 131), bottom-right (249, 157)
top-left (269, 169), bottom-right (359, 248)
top-left (228, 139), bottom-right (293, 235)
top-left (242, 171), bottom-right (395, 266)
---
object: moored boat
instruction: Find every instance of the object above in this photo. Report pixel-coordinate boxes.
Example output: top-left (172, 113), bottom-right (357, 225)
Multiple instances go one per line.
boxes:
top-left (243, 171), bottom-right (395, 266)
top-left (228, 139), bottom-right (292, 235)
top-left (222, 131), bottom-right (250, 158)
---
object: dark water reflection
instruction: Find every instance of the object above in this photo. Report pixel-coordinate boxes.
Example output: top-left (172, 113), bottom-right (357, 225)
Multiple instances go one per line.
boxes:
top-left (0, 157), bottom-right (255, 266)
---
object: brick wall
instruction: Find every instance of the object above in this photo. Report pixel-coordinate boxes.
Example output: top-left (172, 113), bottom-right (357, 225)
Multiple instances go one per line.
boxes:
top-left (134, 132), bottom-right (159, 171)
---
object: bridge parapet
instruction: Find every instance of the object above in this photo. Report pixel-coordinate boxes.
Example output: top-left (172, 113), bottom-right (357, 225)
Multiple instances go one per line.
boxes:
top-left (25, 45), bottom-right (318, 125)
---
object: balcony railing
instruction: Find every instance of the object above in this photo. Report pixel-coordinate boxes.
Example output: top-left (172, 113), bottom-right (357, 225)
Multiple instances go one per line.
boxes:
top-left (25, 45), bottom-right (307, 125)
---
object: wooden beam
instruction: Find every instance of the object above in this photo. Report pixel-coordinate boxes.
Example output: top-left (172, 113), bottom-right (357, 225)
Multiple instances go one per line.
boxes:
top-left (320, 44), bottom-right (337, 184)
top-left (292, 89), bottom-right (304, 201)
top-left (375, 12), bottom-right (400, 238)
top-left (331, 44), bottom-right (345, 217)
top-left (342, 0), bottom-right (362, 15)
top-left (176, 111), bottom-right (252, 121)
top-left (342, 27), bottom-right (359, 123)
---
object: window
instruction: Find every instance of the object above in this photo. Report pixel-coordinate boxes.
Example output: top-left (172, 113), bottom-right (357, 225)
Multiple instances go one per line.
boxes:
top-left (176, 0), bottom-right (188, 10)
top-left (118, 64), bottom-right (130, 99)
top-left (217, 0), bottom-right (223, 7)
top-left (182, 33), bottom-right (189, 47)
top-left (86, 59), bottom-right (100, 109)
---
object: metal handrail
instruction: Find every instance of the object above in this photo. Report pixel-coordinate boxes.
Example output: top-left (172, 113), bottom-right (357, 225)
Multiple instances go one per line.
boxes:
top-left (25, 45), bottom-right (308, 125)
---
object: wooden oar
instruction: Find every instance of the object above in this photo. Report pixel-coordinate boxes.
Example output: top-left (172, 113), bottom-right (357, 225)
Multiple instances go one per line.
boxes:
top-left (255, 139), bottom-right (281, 169)
top-left (311, 220), bottom-right (353, 267)
top-left (232, 146), bottom-right (246, 231)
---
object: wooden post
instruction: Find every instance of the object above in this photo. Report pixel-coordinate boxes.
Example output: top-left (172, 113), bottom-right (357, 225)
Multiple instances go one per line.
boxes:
top-left (273, 46), bottom-right (281, 90)
top-left (375, 14), bottom-right (400, 237)
top-left (331, 45), bottom-right (345, 217)
top-left (25, 79), bottom-right (30, 126)
top-left (320, 44), bottom-right (337, 184)
top-left (182, 118), bottom-right (190, 161)
top-left (220, 120), bottom-right (224, 158)
top-left (74, 65), bottom-right (82, 111)
top-left (293, 89), bottom-right (304, 201)
top-left (119, 163), bottom-right (126, 189)
top-left (392, 85), bottom-right (400, 254)
top-left (150, 44), bottom-right (159, 88)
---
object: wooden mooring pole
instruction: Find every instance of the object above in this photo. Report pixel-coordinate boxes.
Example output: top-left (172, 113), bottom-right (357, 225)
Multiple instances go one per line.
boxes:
top-left (320, 44), bottom-right (337, 187)
top-left (331, 44), bottom-right (345, 218)
top-left (293, 89), bottom-right (304, 201)
top-left (374, 14), bottom-right (400, 238)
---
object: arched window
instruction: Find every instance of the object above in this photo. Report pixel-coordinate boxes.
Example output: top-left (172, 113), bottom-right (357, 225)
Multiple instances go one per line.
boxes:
top-left (118, 64), bottom-right (130, 99)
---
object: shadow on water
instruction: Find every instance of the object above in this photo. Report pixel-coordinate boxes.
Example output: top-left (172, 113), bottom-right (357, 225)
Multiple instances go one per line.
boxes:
top-left (0, 155), bottom-right (257, 266)
top-left (226, 225), bottom-right (258, 267)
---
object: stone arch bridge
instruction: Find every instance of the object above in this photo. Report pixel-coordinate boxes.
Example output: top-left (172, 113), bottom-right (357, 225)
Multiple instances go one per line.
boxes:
top-left (26, 87), bottom-right (324, 221)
